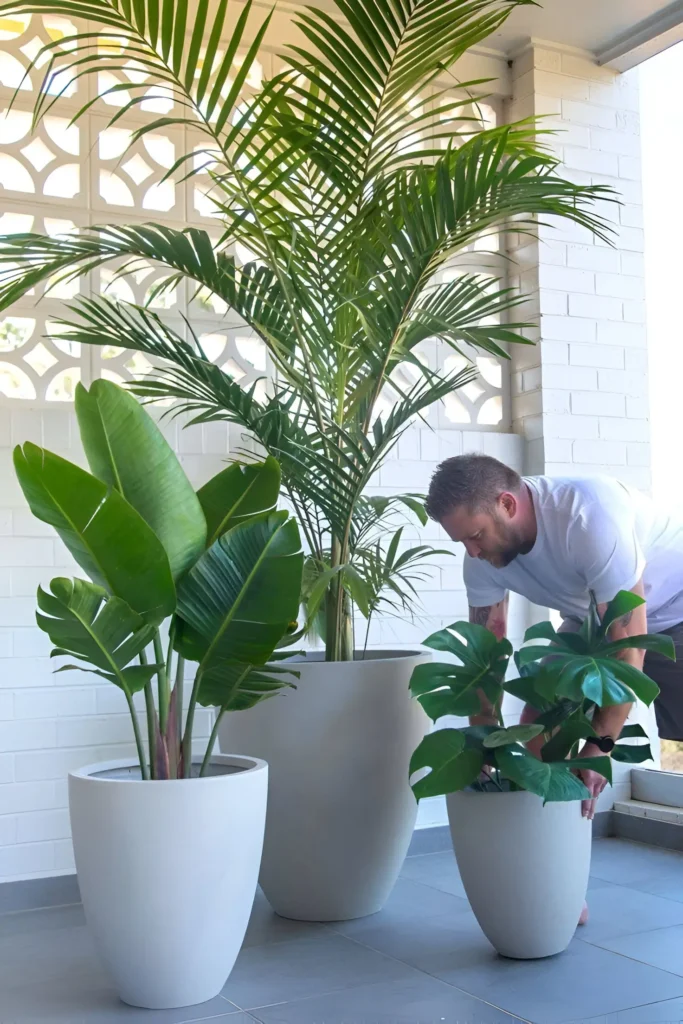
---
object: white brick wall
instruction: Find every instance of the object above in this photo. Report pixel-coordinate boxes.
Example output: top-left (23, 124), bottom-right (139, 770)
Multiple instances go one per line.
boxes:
top-left (509, 44), bottom-right (650, 495)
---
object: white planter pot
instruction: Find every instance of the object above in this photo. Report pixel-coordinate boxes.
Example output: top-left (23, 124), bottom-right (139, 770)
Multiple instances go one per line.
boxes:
top-left (69, 754), bottom-right (267, 1009)
top-left (447, 789), bottom-right (591, 959)
top-left (219, 650), bottom-right (429, 921)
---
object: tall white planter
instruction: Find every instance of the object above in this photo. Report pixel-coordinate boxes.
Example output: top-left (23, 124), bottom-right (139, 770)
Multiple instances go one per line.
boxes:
top-left (219, 651), bottom-right (429, 921)
top-left (447, 789), bottom-right (591, 959)
top-left (69, 754), bottom-right (267, 1009)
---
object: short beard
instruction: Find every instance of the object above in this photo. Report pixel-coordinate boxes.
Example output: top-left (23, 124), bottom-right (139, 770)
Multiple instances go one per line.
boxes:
top-left (493, 534), bottom-right (533, 567)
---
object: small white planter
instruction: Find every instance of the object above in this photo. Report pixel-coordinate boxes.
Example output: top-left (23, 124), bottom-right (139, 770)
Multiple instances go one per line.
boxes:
top-left (219, 650), bottom-right (429, 921)
top-left (69, 754), bottom-right (267, 1009)
top-left (447, 789), bottom-right (591, 959)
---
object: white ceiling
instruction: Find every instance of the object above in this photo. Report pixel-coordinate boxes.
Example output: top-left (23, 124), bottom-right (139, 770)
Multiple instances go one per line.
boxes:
top-left (283, 0), bottom-right (683, 70)
top-left (488, 0), bottom-right (682, 56)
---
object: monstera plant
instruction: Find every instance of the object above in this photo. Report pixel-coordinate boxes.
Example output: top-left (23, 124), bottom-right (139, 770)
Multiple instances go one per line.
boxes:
top-left (15, 380), bottom-right (303, 780)
top-left (410, 592), bottom-right (674, 802)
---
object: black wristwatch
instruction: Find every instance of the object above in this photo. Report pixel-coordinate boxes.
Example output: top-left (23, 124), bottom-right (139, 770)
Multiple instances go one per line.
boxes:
top-left (593, 735), bottom-right (616, 753)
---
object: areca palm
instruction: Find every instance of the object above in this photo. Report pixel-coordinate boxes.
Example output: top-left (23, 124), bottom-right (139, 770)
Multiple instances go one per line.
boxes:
top-left (0, 0), bottom-right (614, 660)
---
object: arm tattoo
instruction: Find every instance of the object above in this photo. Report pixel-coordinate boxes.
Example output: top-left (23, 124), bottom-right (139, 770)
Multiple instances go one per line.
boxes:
top-left (470, 606), bottom-right (492, 626)
top-left (617, 609), bottom-right (633, 629)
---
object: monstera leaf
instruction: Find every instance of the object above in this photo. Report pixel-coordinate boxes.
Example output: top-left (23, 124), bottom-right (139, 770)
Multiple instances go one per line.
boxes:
top-left (36, 577), bottom-right (156, 696)
top-left (411, 621), bottom-right (512, 719)
top-left (175, 510), bottom-right (303, 708)
top-left (495, 746), bottom-right (612, 803)
top-left (409, 729), bottom-right (484, 800)
top-left (517, 593), bottom-right (671, 707)
top-left (75, 380), bottom-right (206, 579)
top-left (15, 443), bottom-right (175, 624)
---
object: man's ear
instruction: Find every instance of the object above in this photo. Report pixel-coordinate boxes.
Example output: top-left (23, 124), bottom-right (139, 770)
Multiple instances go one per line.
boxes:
top-left (499, 491), bottom-right (518, 519)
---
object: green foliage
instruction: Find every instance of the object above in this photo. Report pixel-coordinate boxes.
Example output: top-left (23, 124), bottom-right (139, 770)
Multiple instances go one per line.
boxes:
top-left (0, 0), bottom-right (615, 661)
top-left (409, 592), bottom-right (668, 803)
top-left (16, 382), bottom-right (302, 780)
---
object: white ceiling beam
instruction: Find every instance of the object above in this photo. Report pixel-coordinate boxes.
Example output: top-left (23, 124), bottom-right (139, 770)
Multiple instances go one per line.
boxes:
top-left (596, 0), bottom-right (683, 71)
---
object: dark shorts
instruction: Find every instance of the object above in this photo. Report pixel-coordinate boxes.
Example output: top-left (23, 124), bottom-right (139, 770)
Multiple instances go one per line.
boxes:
top-left (561, 618), bottom-right (683, 742)
top-left (644, 622), bottom-right (683, 742)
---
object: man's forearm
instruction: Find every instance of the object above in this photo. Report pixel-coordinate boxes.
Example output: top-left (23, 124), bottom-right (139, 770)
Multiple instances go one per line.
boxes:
top-left (585, 702), bottom-right (633, 748)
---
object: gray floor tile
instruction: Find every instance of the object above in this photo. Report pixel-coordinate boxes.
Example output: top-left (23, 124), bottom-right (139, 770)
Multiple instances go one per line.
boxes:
top-left (0, 911), bottom-right (254, 1022)
top-left (243, 891), bottom-right (330, 948)
top-left (248, 974), bottom-right (526, 1024)
top-left (415, 937), bottom-right (683, 1024)
top-left (589, 839), bottom-right (683, 888)
top-left (587, 877), bottom-right (622, 893)
top-left (0, 903), bottom-right (85, 936)
top-left (562, 996), bottom-right (683, 1023)
top-left (332, 893), bottom-right (489, 969)
top-left (400, 851), bottom-right (468, 899)
top-left (332, 876), bottom-right (471, 939)
top-left (578, 884), bottom-right (683, 942)
top-left (632, 874), bottom-right (683, 903)
top-left (587, 922), bottom-right (683, 977)
top-left (222, 933), bottom-right (421, 1011)
top-left (0, 973), bottom-right (243, 1024)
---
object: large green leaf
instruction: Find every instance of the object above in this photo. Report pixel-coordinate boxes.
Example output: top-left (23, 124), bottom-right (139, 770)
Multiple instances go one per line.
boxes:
top-left (410, 662), bottom-right (494, 717)
top-left (36, 577), bottom-right (156, 695)
top-left (197, 661), bottom-right (298, 711)
top-left (75, 380), bottom-right (206, 579)
top-left (175, 510), bottom-right (303, 681)
top-left (196, 457), bottom-right (281, 547)
top-left (14, 443), bottom-right (175, 623)
top-left (483, 724), bottom-right (544, 749)
top-left (495, 747), bottom-right (550, 799)
top-left (543, 767), bottom-right (591, 803)
top-left (416, 622), bottom-right (511, 709)
top-left (540, 714), bottom-right (597, 762)
top-left (613, 743), bottom-right (654, 764)
top-left (598, 590), bottom-right (645, 637)
top-left (410, 729), bottom-right (483, 800)
top-left (495, 748), bottom-right (610, 803)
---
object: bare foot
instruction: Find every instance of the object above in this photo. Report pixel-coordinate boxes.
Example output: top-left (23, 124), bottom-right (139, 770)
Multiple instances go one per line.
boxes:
top-left (578, 902), bottom-right (589, 926)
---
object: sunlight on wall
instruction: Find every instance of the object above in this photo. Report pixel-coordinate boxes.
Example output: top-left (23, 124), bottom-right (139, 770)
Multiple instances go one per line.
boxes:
top-left (641, 42), bottom-right (683, 510)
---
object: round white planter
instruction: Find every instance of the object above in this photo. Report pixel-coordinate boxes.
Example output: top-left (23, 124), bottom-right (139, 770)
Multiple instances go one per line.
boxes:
top-left (447, 789), bottom-right (591, 959)
top-left (219, 651), bottom-right (429, 921)
top-left (68, 754), bottom-right (267, 1009)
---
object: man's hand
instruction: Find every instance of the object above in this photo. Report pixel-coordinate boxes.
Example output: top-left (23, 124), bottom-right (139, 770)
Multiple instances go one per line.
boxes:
top-left (576, 749), bottom-right (609, 820)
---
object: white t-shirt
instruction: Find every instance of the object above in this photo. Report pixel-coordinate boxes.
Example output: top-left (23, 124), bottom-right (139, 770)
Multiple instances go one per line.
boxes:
top-left (463, 476), bottom-right (683, 632)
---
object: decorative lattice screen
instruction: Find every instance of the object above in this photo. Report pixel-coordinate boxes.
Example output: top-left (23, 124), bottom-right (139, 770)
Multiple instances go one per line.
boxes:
top-left (0, 15), bottom-right (507, 428)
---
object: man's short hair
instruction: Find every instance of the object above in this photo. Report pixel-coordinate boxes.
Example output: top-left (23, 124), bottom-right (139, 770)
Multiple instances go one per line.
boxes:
top-left (425, 454), bottom-right (522, 521)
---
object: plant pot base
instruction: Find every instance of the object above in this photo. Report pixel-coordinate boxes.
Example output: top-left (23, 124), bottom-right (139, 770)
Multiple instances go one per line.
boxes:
top-left (447, 789), bottom-right (591, 960)
top-left (69, 755), bottom-right (267, 1009)
top-left (220, 650), bottom-right (429, 922)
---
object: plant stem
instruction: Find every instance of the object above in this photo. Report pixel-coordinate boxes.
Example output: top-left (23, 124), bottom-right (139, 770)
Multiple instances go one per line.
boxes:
top-left (154, 630), bottom-right (169, 734)
top-left (200, 708), bottom-right (226, 777)
top-left (139, 649), bottom-right (157, 780)
top-left (125, 691), bottom-right (149, 781)
top-left (165, 619), bottom-right (176, 695)
top-left (174, 655), bottom-right (185, 751)
top-left (181, 669), bottom-right (203, 779)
